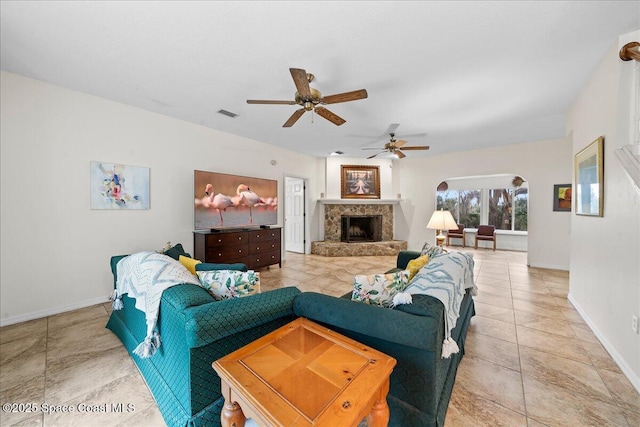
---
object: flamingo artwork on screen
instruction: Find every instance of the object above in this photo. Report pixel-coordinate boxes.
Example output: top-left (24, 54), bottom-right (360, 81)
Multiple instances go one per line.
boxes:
top-left (194, 170), bottom-right (277, 230)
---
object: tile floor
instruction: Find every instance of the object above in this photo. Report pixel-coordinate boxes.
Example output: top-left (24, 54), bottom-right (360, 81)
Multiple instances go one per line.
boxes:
top-left (1, 249), bottom-right (639, 426)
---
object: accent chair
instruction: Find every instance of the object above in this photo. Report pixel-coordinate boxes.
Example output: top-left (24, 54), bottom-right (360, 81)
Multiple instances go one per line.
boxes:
top-left (474, 225), bottom-right (496, 251)
top-left (446, 224), bottom-right (466, 247)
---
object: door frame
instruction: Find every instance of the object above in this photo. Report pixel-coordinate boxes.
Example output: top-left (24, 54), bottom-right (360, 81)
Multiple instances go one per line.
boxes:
top-left (283, 174), bottom-right (310, 255)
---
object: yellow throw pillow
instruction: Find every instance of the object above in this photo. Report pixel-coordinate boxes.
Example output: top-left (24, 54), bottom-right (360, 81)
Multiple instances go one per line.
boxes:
top-left (179, 255), bottom-right (202, 275)
top-left (406, 254), bottom-right (430, 280)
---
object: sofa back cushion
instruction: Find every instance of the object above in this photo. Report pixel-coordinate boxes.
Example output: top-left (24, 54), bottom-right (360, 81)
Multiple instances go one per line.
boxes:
top-left (196, 262), bottom-right (248, 272)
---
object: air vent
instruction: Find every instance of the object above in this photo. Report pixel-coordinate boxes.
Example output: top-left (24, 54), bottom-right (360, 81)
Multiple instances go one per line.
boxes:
top-left (217, 109), bottom-right (237, 118)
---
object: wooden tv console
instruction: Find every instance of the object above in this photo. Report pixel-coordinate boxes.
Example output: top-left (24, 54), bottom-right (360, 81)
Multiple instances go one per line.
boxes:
top-left (193, 228), bottom-right (282, 270)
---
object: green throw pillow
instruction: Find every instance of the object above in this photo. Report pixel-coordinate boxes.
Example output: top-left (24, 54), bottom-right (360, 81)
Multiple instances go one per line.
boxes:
top-left (163, 243), bottom-right (190, 260)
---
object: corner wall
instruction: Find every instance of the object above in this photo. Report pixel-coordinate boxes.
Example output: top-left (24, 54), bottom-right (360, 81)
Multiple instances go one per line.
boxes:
top-left (0, 71), bottom-right (319, 325)
top-left (566, 31), bottom-right (640, 390)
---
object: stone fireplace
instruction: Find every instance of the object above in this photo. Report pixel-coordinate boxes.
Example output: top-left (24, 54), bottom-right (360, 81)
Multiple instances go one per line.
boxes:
top-left (341, 215), bottom-right (382, 242)
top-left (311, 202), bottom-right (407, 256)
top-left (323, 203), bottom-right (393, 242)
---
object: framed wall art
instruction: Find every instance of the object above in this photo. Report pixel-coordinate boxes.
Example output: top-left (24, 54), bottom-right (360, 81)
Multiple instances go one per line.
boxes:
top-left (553, 184), bottom-right (572, 212)
top-left (90, 161), bottom-right (150, 209)
top-left (574, 136), bottom-right (604, 216)
top-left (341, 165), bottom-right (380, 199)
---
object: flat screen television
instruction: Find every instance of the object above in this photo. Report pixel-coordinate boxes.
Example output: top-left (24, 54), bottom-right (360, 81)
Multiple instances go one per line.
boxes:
top-left (194, 170), bottom-right (278, 230)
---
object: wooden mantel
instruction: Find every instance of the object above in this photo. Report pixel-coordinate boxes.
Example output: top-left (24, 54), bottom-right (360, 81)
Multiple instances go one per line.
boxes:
top-left (318, 199), bottom-right (402, 205)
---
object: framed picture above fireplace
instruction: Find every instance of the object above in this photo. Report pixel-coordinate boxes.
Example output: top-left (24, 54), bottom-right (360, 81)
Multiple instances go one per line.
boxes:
top-left (341, 165), bottom-right (380, 199)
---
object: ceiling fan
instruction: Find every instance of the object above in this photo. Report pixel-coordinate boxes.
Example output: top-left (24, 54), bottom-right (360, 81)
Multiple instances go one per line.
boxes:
top-left (246, 68), bottom-right (368, 127)
top-left (363, 133), bottom-right (430, 159)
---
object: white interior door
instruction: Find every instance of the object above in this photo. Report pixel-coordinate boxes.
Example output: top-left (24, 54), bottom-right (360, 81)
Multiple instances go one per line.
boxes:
top-left (285, 176), bottom-right (305, 253)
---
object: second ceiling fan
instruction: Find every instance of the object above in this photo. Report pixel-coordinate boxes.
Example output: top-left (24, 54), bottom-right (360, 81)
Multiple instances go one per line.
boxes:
top-left (363, 133), bottom-right (430, 159)
top-left (246, 68), bottom-right (368, 127)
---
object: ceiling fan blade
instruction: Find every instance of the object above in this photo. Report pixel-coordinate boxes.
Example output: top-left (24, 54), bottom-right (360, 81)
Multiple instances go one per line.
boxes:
top-left (322, 89), bottom-right (368, 104)
top-left (393, 139), bottom-right (408, 148)
top-left (283, 108), bottom-right (306, 127)
top-left (315, 107), bottom-right (346, 126)
top-left (386, 123), bottom-right (401, 135)
top-left (399, 146), bottom-right (430, 150)
top-left (290, 68), bottom-right (311, 98)
top-left (395, 151), bottom-right (406, 159)
top-left (367, 151), bottom-right (385, 159)
top-left (247, 99), bottom-right (296, 105)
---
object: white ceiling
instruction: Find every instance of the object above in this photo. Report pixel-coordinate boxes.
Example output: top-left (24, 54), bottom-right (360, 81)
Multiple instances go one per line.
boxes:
top-left (1, 1), bottom-right (638, 159)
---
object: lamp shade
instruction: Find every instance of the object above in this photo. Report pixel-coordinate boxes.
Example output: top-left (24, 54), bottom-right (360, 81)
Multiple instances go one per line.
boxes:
top-left (427, 209), bottom-right (457, 231)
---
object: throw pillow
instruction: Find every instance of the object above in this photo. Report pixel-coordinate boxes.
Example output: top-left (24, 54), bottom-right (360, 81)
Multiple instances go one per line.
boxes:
top-left (163, 243), bottom-right (190, 260)
top-left (406, 254), bottom-right (430, 280)
top-left (196, 262), bottom-right (248, 272)
top-left (179, 255), bottom-right (202, 275)
top-left (420, 242), bottom-right (443, 259)
top-left (351, 270), bottom-right (410, 308)
top-left (197, 270), bottom-right (261, 301)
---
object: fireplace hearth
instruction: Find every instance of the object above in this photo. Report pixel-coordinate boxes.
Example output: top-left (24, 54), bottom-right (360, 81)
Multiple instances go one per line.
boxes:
top-left (341, 215), bottom-right (382, 242)
top-left (311, 202), bottom-right (407, 256)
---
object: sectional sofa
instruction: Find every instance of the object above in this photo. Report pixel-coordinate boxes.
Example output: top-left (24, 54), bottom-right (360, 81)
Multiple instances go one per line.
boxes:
top-left (106, 249), bottom-right (474, 427)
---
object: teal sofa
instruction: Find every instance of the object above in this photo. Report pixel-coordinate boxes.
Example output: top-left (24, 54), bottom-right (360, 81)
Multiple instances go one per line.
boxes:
top-left (293, 250), bottom-right (476, 427)
top-left (106, 254), bottom-right (300, 426)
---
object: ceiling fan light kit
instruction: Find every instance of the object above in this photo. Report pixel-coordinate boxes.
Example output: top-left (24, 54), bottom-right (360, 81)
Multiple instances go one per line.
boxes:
top-left (247, 68), bottom-right (367, 127)
top-left (363, 132), bottom-right (430, 160)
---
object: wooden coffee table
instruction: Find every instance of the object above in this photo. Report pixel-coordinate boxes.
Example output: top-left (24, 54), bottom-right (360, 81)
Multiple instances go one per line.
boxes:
top-left (212, 317), bottom-right (396, 427)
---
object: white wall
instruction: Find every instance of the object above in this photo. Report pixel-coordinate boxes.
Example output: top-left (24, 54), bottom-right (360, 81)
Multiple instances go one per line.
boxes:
top-left (566, 31), bottom-right (640, 390)
top-left (0, 71), bottom-right (319, 325)
top-left (324, 156), bottom-right (395, 199)
top-left (392, 137), bottom-right (573, 270)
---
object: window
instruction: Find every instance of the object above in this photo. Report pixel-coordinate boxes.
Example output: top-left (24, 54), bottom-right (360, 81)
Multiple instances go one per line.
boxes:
top-left (436, 190), bottom-right (458, 215)
top-left (436, 186), bottom-right (527, 232)
top-left (459, 190), bottom-right (481, 228)
top-left (437, 189), bottom-right (480, 228)
top-left (488, 189), bottom-right (512, 230)
top-left (514, 188), bottom-right (528, 231)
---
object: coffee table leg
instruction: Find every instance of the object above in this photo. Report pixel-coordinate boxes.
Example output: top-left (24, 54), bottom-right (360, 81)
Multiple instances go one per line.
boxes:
top-left (366, 378), bottom-right (390, 427)
top-left (221, 400), bottom-right (246, 427)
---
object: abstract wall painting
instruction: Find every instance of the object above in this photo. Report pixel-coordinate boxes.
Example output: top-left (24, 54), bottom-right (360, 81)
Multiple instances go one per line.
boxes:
top-left (90, 161), bottom-right (150, 209)
top-left (553, 184), bottom-right (572, 212)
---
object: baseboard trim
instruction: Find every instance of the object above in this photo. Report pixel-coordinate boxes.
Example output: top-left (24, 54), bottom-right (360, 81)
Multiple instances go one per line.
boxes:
top-left (568, 293), bottom-right (640, 394)
top-left (0, 296), bottom-right (110, 327)
top-left (528, 262), bottom-right (569, 271)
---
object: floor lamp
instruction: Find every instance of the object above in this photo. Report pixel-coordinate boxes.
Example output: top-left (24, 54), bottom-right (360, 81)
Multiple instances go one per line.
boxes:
top-left (427, 209), bottom-right (458, 248)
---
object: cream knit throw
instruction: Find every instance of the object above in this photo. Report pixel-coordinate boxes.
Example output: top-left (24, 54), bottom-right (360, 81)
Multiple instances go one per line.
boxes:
top-left (392, 252), bottom-right (477, 358)
top-left (112, 252), bottom-right (200, 358)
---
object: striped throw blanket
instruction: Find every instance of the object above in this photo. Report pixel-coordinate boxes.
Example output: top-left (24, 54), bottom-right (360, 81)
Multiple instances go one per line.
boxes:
top-left (112, 252), bottom-right (200, 358)
top-left (392, 252), bottom-right (477, 358)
